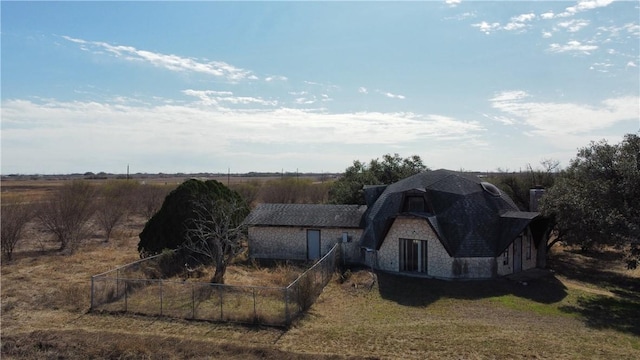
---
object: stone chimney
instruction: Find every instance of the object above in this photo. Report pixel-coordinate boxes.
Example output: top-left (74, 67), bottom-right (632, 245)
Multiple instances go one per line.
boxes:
top-left (529, 186), bottom-right (545, 212)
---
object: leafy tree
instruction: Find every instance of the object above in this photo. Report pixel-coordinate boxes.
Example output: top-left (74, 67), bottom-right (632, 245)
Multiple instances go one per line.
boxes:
top-left (138, 179), bottom-right (246, 257)
top-left (183, 197), bottom-right (249, 284)
top-left (329, 153), bottom-right (428, 204)
top-left (540, 133), bottom-right (640, 257)
top-left (1, 197), bottom-right (34, 261)
top-left (36, 180), bottom-right (96, 253)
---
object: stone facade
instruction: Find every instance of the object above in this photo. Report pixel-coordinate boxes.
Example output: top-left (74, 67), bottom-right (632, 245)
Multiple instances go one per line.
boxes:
top-left (376, 216), bottom-right (537, 279)
top-left (249, 226), bottom-right (362, 262)
top-left (496, 228), bottom-right (537, 276)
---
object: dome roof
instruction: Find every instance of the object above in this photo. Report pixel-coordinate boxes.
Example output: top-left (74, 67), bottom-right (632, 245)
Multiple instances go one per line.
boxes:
top-left (360, 169), bottom-right (538, 257)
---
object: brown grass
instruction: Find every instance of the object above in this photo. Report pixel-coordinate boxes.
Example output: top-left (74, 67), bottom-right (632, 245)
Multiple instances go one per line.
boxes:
top-left (2, 179), bottom-right (640, 359)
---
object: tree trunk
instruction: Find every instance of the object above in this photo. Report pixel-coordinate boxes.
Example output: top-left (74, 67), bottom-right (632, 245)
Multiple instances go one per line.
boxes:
top-left (211, 263), bottom-right (226, 284)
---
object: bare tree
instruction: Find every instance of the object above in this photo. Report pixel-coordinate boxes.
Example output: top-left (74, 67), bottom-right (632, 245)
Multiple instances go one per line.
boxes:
top-left (229, 180), bottom-right (261, 207)
top-left (183, 197), bottom-right (248, 284)
top-left (95, 180), bottom-right (134, 242)
top-left (1, 197), bottom-right (34, 261)
top-left (36, 180), bottom-right (96, 253)
top-left (136, 184), bottom-right (171, 219)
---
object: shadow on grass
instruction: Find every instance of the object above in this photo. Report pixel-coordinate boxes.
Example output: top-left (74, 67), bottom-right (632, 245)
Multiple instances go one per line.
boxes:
top-left (547, 248), bottom-right (640, 336)
top-left (376, 270), bottom-right (568, 307)
top-left (549, 249), bottom-right (640, 301)
top-left (559, 295), bottom-right (640, 336)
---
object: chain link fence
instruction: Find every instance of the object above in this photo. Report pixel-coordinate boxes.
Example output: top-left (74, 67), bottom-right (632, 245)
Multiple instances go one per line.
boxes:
top-left (91, 244), bottom-right (340, 327)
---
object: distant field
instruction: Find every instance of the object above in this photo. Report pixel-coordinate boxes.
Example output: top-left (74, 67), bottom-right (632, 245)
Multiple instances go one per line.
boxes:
top-left (0, 174), bottom-right (331, 203)
top-left (1, 183), bottom-right (639, 359)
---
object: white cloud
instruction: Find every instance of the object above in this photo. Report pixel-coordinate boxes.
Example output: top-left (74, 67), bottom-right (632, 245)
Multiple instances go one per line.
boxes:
top-left (445, 0), bottom-right (461, 7)
top-left (472, 21), bottom-right (501, 34)
top-left (504, 22), bottom-right (527, 31)
top-left (541, 12), bottom-right (555, 20)
top-left (265, 75), bottom-right (288, 82)
top-left (548, 40), bottom-right (598, 53)
top-left (379, 91), bottom-right (406, 99)
top-left (590, 62), bottom-right (613, 72)
top-left (542, 31), bottom-right (553, 38)
top-left (62, 35), bottom-right (257, 82)
top-left (482, 113), bottom-right (515, 125)
top-left (489, 91), bottom-right (639, 137)
top-left (473, 13), bottom-right (535, 33)
top-left (490, 90), bottom-right (529, 103)
top-left (358, 87), bottom-right (368, 94)
top-left (182, 89), bottom-right (277, 107)
top-left (625, 23), bottom-right (640, 36)
top-left (627, 61), bottom-right (638, 68)
top-left (445, 12), bottom-right (476, 21)
top-left (1, 98), bottom-right (486, 173)
top-left (512, 13), bottom-right (536, 23)
top-left (294, 97), bottom-right (316, 105)
top-left (557, 0), bottom-right (615, 18)
top-left (557, 19), bottom-right (590, 32)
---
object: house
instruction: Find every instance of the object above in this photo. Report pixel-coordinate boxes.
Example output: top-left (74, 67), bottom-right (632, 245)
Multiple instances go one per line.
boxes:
top-left (244, 203), bottom-right (366, 263)
top-left (245, 170), bottom-right (548, 279)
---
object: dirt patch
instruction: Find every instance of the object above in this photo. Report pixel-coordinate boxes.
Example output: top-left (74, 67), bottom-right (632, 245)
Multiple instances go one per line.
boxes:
top-left (338, 268), bottom-right (377, 293)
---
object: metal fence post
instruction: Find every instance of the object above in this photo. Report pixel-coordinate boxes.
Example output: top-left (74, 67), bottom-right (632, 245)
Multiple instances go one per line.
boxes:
top-left (191, 283), bottom-right (195, 319)
top-left (90, 276), bottom-right (95, 310)
top-left (253, 288), bottom-right (257, 322)
top-left (284, 287), bottom-right (290, 326)
top-left (124, 280), bottom-right (128, 312)
top-left (159, 280), bottom-right (163, 316)
top-left (219, 285), bottom-right (223, 321)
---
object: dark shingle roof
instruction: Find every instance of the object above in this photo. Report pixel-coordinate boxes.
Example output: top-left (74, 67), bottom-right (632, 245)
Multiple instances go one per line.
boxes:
top-left (360, 169), bottom-right (540, 257)
top-left (244, 203), bottom-right (366, 228)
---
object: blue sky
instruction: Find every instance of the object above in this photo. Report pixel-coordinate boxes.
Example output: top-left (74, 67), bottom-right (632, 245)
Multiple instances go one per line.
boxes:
top-left (2, 1), bottom-right (639, 175)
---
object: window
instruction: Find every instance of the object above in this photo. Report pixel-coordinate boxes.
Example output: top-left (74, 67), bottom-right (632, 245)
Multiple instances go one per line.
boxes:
top-left (481, 182), bottom-right (501, 196)
top-left (525, 235), bottom-right (532, 260)
top-left (406, 196), bottom-right (426, 212)
top-left (399, 239), bottom-right (428, 273)
top-left (503, 249), bottom-right (509, 265)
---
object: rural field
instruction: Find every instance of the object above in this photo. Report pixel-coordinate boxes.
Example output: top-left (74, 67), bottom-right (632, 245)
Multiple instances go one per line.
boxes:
top-left (1, 177), bottom-right (640, 359)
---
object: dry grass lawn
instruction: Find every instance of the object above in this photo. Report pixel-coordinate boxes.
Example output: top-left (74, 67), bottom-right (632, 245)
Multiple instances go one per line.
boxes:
top-left (2, 181), bottom-right (640, 359)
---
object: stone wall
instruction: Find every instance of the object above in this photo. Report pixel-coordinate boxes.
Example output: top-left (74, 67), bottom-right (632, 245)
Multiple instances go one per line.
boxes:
top-left (248, 226), bottom-right (362, 262)
top-left (377, 216), bottom-right (537, 279)
top-left (496, 229), bottom-right (538, 276)
top-left (250, 217), bottom-right (540, 279)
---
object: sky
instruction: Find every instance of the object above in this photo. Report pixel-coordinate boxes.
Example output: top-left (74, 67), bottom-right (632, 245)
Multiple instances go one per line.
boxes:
top-left (1, 0), bottom-right (639, 175)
